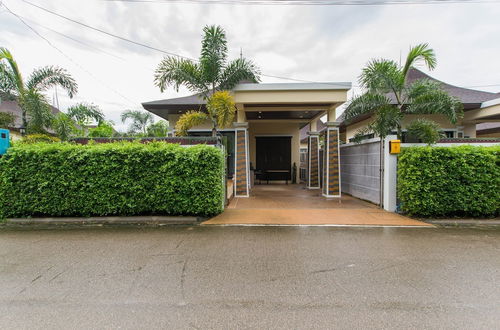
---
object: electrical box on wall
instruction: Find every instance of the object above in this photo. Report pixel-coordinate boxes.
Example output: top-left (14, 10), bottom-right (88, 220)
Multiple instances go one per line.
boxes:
top-left (0, 129), bottom-right (10, 156)
top-left (389, 139), bottom-right (401, 154)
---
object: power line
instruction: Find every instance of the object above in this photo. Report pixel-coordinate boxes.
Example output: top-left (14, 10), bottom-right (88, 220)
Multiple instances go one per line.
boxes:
top-left (21, 0), bottom-right (196, 61)
top-left (19, 0), bottom-right (354, 87)
top-left (4, 3), bottom-right (139, 107)
top-left (15, 1), bottom-right (500, 90)
top-left (102, 0), bottom-right (500, 5)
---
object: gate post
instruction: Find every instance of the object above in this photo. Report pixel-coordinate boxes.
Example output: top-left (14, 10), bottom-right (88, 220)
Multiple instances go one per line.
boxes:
top-left (234, 122), bottom-right (250, 197)
top-left (307, 132), bottom-right (320, 189)
top-left (322, 122), bottom-right (341, 197)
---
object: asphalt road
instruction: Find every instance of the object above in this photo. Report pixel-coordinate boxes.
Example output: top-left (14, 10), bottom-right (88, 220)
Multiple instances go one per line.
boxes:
top-left (0, 226), bottom-right (499, 329)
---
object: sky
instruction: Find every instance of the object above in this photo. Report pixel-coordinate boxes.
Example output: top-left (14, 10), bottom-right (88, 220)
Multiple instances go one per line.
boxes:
top-left (1, 0), bottom-right (500, 132)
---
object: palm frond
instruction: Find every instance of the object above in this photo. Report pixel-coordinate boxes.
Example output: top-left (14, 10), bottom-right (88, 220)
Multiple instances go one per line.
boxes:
top-left (0, 62), bottom-right (18, 100)
top-left (359, 59), bottom-right (404, 96)
top-left (0, 47), bottom-right (24, 92)
top-left (368, 105), bottom-right (403, 139)
top-left (154, 56), bottom-right (206, 94)
top-left (402, 43), bottom-right (436, 78)
top-left (26, 66), bottom-right (78, 97)
top-left (121, 109), bottom-right (154, 134)
top-left (19, 89), bottom-right (54, 133)
top-left (405, 79), bottom-right (463, 124)
top-left (207, 91), bottom-right (236, 129)
top-left (67, 103), bottom-right (105, 125)
top-left (146, 120), bottom-right (169, 137)
top-left (175, 110), bottom-right (208, 136)
top-left (218, 58), bottom-right (261, 91)
top-left (343, 92), bottom-right (391, 123)
top-left (200, 25), bottom-right (228, 85)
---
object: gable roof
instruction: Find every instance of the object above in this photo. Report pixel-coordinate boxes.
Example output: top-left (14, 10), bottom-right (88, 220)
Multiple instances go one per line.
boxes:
top-left (338, 68), bottom-right (500, 126)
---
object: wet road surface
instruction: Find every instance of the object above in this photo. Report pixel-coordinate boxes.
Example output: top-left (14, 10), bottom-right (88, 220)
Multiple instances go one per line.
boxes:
top-left (0, 226), bottom-right (499, 329)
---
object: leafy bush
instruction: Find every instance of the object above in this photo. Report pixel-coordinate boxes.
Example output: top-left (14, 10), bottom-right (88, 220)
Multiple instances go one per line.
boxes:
top-left (398, 145), bottom-right (500, 217)
top-left (0, 112), bottom-right (15, 129)
top-left (0, 142), bottom-right (224, 218)
top-left (21, 134), bottom-right (61, 144)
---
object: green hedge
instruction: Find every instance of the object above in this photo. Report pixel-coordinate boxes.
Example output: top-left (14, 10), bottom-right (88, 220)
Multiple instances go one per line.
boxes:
top-left (398, 145), bottom-right (500, 217)
top-left (0, 142), bottom-right (225, 218)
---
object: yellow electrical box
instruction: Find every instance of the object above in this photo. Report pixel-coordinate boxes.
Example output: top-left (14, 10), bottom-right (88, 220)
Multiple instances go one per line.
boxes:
top-left (389, 139), bottom-right (401, 154)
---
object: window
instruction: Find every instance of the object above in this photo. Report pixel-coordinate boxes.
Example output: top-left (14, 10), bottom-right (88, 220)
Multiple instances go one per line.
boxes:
top-left (443, 131), bottom-right (455, 138)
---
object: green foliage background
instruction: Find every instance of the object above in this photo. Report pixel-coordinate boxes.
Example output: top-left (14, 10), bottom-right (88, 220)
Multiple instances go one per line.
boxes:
top-left (398, 145), bottom-right (500, 217)
top-left (0, 142), bottom-right (224, 218)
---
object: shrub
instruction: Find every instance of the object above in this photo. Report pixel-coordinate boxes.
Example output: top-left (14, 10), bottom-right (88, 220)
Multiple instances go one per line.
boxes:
top-left (0, 142), bottom-right (224, 218)
top-left (21, 134), bottom-right (61, 144)
top-left (0, 112), bottom-right (15, 129)
top-left (398, 145), bottom-right (500, 217)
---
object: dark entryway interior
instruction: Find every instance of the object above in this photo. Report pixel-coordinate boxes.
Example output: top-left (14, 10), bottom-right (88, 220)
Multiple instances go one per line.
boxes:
top-left (255, 136), bottom-right (291, 182)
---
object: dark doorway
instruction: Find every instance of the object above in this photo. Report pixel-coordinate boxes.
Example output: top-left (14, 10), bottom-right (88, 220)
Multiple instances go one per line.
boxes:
top-left (256, 136), bottom-right (292, 183)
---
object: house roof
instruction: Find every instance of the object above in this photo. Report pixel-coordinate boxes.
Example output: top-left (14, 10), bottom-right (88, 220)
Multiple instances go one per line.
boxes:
top-left (142, 82), bottom-right (352, 118)
top-left (233, 82), bottom-right (351, 92)
top-left (339, 68), bottom-right (500, 127)
top-left (0, 100), bottom-right (62, 130)
top-left (401, 68), bottom-right (499, 108)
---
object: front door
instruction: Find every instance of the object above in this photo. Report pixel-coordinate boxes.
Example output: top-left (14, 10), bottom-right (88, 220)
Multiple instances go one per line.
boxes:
top-left (256, 136), bottom-right (292, 182)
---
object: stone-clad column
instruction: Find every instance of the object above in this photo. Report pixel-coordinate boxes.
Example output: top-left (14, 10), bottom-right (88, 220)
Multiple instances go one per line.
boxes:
top-left (307, 132), bottom-right (320, 189)
top-left (234, 123), bottom-right (249, 197)
top-left (322, 122), bottom-right (341, 197)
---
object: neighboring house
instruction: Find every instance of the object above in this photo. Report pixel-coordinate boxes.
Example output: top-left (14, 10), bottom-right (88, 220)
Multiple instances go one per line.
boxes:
top-left (339, 68), bottom-right (500, 143)
top-left (0, 99), bottom-right (63, 139)
top-left (143, 82), bottom-right (351, 198)
top-left (476, 122), bottom-right (500, 138)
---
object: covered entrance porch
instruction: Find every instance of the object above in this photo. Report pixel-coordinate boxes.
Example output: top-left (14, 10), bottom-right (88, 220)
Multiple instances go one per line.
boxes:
top-left (232, 82), bottom-right (349, 198)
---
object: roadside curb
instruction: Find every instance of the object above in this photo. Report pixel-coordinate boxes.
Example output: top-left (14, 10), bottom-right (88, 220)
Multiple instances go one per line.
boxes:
top-left (1, 216), bottom-right (203, 228)
top-left (423, 219), bottom-right (500, 227)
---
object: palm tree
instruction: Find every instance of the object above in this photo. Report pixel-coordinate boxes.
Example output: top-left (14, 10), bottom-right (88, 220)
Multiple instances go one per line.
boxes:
top-left (343, 43), bottom-right (463, 142)
top-left (0, 47), bottom-right (77, 133)
top-left (146, 120), bottom-right (169, 137)
top-left (53, 112), bottom-right (77, 141)
top-left (154, 25), bottom-right (260, 136)
top-left (67, 102), bottom-right (105, 126)
top-left (121, 110), bottom-right (153, 135)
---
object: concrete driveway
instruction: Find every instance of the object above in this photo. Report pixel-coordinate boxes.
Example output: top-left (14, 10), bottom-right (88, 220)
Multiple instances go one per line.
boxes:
top-left (1, 226), bottom-right (499, 329)
top-left (206, 184), bottom-right (431, 226)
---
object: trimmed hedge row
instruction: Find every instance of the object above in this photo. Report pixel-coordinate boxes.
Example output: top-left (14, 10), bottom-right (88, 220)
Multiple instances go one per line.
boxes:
top-left (398, 145), bottom-right (500, 217)
top-left (0, 142), bottom-right (225, 218)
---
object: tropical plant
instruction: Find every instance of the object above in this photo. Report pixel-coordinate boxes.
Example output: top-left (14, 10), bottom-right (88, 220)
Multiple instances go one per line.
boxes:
top-left (154, 25), bottom-right (259, 136)
top-left (0, 47), bottom-right (77, 133)
top-left (88, 121), bottom-right (115, 138)
top-left (19, 133), bottom-right (60, 144)
top-left (0, 112), bottom-right (15, 129)
top-left (405, 118), bottom-right (444, 145)
top-left (66, 102), bottom-right (104, 127)
top-left (53, 112), bottom-right (77, 141)
top-left (343, 43), bottom-right (463, 142)
top-left (146, 120), bottom-right (169, 137)
top-left (121, 110), bottom-right (153, 135)
top-left (174, 91), bottom-right (236, 136)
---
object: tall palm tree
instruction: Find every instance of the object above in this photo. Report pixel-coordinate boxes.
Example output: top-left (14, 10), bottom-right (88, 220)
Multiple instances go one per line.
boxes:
top-left (343, 43), bottom-right (463, 142)
top-left (121, 110), bottom-right (153, 135)
top-left (0, 47), bottom-right (78, 133)
top-left (154, 25), bottom-right (260, 136)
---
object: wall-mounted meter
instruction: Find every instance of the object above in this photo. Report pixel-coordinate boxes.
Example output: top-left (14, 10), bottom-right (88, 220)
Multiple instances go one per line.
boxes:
top-left (389, 139), bottom-right (401, 154)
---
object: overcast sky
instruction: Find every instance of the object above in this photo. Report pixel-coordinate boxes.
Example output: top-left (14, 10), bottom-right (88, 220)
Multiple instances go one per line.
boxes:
top-left (1, 0), bottom-right (499, 131)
